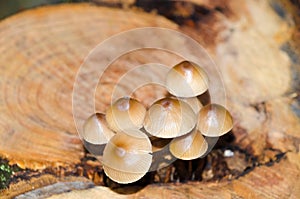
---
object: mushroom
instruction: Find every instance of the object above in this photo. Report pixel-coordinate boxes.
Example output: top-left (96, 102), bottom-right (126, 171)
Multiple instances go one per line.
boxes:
top-left (143, 97), bottom-right (197, 138)
top-left (82, 113), bottom-right (115, 145)
top-left (105, 97), bottom-right (146, 132)
top-left (102, 129), bottom-right (152, 184)
top-left (165, 61), bottom-right (209, 97)
top-left (197, 103), bottom-right (233, 137)
top-left (169, 129), bottom-right (208, 160)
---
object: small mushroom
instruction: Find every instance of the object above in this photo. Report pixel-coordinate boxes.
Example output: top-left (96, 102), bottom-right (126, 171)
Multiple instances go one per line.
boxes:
top-left (143, 97), bottom-right (197, 138)
top-left (169, 129), bottom-right (208, 160)
top-left (166, 61), bottom-right (209, 97)
top-left (197, 103), bottom-right (233, 137)
top-left (105, 97), bottom-right (146, 132)
top-left (102, 129), bottom-right (152, 184)
top-left (82, 113), bottom-right (115, 145)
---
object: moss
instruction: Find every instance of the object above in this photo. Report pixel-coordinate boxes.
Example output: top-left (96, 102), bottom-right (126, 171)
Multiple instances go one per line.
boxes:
top-left (0, 0), bottom-right (90, 20)
top-left (0, 159), bottom-right (13, 190)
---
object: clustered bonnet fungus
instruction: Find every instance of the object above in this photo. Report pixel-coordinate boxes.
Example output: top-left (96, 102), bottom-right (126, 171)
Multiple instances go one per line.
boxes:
top-left (143, 97), bottom-right (196, 138)
top-left (198, 103), bottom-right (233, 137)
top-left (169, 129), bottom-right (208, 160)
top-left (166, 60), bottom-right (209, 97)
top-left (105, 97), bottom-right (146, 132)
top-left (82, 113), bottom-right (115, 145)
top-left (102, 129), bottom-right (152, 184)
top-left (82, 60), bottom-right (233, 184)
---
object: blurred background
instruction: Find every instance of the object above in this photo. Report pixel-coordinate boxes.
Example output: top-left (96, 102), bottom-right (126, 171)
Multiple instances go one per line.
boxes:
top-left (0, 0), bottom-right (88, 19)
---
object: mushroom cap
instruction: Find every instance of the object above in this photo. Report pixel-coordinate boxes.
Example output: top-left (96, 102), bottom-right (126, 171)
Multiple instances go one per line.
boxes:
top-left (143, 97), bottom-right (197, 138)
top-left (102, 129), bottom-right (152, 184)
top-left (169, 129), bottom-right (208, 160)
top-left (166, 61), bottom-right (209, 97)
top-left (197, 103), bottom-right (233, 137)
top-left (178, 96), bottom-right (203, 114)
top-left (82, 113), bottom-right (115, 145)
top-left (105, 97), bottom-right (146, 132)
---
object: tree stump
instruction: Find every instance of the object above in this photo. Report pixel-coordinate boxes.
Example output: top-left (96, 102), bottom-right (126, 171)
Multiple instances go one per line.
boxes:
top-left (0, 1), bottom-right (300, 198)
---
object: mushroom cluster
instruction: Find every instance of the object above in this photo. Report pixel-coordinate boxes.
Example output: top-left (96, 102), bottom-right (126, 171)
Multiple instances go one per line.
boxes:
top-left (82, 60), bottom-right (233, 184)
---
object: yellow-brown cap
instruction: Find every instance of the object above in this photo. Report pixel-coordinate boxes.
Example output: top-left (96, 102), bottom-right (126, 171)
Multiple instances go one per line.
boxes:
top-left (82, 113), bottom-right (115, 145)
top-left (166, 61), bottom-right (209, 97)
top-left (105, 97), bottom-right (146, 132)
top-left (169, 129), bottom-right (208, 160)
top-left (143, 97), bottom-right (197, 138)
top-left (102, 129), bottom-right (152, 184)
top-left (197, 104), bottom-right (233, 137)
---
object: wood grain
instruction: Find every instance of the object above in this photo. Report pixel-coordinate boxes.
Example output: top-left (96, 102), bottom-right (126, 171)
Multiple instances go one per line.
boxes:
top-left (0, 3), bottom-right (177, 169)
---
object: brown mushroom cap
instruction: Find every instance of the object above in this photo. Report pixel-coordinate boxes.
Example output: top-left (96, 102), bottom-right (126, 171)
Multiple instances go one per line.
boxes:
top-left (105, 97), bottom-right (146, 132)
top-left (197, 103), bottom-right (233, 137)
top-left (169, 129), bottom-right (208, 160)
top-left (166, 61), bottom-right (209, 97)
top-left (143, 97), bottom-right (197, 138)
top-left (82, 113), bottom-right (115, 145)
top-left (102, 129), bottom-right (152, 184)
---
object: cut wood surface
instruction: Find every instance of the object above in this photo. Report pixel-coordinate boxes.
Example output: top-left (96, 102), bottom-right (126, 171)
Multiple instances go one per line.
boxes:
top-left (0, 0), bottom-right (299, 198)
top-left (0, 3), bottom-right (178, 169)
